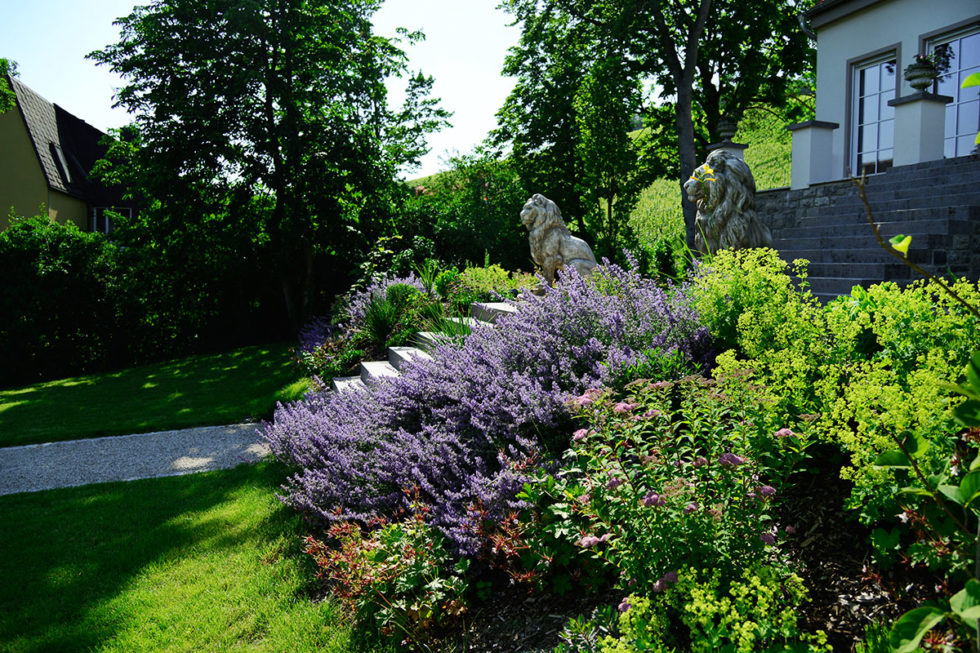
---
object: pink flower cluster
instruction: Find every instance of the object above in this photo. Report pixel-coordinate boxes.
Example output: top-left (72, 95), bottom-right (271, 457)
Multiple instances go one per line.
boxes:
top-left (577, 533), bottom-right (612, 548)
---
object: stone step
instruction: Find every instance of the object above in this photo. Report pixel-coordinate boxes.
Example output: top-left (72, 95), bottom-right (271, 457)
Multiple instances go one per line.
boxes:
top-left (775, 232), bottom-right (951, 251)
top-left (360, 360), bottom-right (399, 386)
top-left (414, 331), bottom-right (444, 353)
top-left (803, 261), bottom-right (913, 279)
top-left (779, 218), bottom-right (971, 240)
top-left (469, 302), bottom-right (517, 323)
top-left (332, 375), bottom-right (367, 394)
top-left (388, 346), bottom-right (433, 371)
top-left (789, 205), bottom-right (976, 229)
top-left (803, 276), bottom-right (911, 297)
top-left (778, 247), bottom-right (929, 265)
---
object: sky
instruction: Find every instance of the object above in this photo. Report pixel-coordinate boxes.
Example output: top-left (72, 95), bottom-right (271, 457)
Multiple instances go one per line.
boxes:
top-left (0, 0), bottom-right (521, 179)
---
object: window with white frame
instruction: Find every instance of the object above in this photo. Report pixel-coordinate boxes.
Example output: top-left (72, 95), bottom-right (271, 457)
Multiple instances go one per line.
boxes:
top-left (931, 26), bottom-right (980, 158)
top-left (851, 56), bottom-right (896, 176)
top-left (91, 207), bottom-right (132, 234)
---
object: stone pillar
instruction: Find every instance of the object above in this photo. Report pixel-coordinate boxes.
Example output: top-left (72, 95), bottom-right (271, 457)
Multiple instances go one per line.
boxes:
top-left (887, 92), bottom-right (953, 167)
top-left (787, 120), bottom-right (839, 190)
top-left (708, 140), bottom-right (749, 160)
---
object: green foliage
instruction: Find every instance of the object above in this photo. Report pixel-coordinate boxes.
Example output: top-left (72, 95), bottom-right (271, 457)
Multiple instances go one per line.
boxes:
top-left (90, 0), bottom-right (449, 330)
top-left (400, 152), bottom-right (530, 272)
top-left (553, 376), bottom-right (806, 594)
top-left (0, 215), bottom-right (125, 386)
top-left (434, 268), bottom-right (461, 300)
top-left (304, 512), bottom-right (468, 649)
top-left (573, 56), bottom-right (648, 259)
top-left (449, 264), bottom-right (538, 307)
top-left (598, 566), bottom-right (830, 652)
top-left (0, 57), bottom-right (17, 114)
top-left (603, 347), bottom-right (692, 391)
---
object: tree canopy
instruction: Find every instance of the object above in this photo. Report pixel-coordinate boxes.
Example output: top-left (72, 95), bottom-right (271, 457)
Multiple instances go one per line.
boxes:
top-left (0, 58), bottom-right (17, 115)
top-left (495, 0), bottom-right (814, 249)
top-left (90, 0), bottom-right (449, 329)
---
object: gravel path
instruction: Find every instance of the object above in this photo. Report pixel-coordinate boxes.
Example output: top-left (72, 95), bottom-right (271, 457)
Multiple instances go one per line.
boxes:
top-left (0, 424), bottom-right (270, 496)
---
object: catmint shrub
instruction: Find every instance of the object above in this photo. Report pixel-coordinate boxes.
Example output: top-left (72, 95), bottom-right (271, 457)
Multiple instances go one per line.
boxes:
top-left (266, 261), bottom-right (711, 555)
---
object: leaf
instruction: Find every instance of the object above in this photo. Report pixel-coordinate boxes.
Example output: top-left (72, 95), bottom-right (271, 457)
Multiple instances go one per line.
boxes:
top-left (956, 471), bottom-right (980, 508)
top-left (939, 484), bottom-right (964, 505)
top-left (889, 606), bottom-right (948, 652)
top-left (954, 400), bottom-right (980, 427)
top-left (971, 454), bottom-right (980, 472)
top-left (875, 450), bottom-right (910, 468)
top-left (904, 431), bottom-right (930, 458)
top-left (890, 234), bottom-right (912, 257)
top-left (966, 352), bottom-right (980, 392)
top-left (963, 72), bottom-right (980, 88)
top-left (950, 580), bottom-right (980, 630)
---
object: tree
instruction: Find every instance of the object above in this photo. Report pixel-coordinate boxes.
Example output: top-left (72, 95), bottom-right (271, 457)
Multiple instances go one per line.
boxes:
top-left (0, 58), bottom-right (17, 114)
top-left (497, 0), bottom-right (814, 249)
top-left (90, 0), bottom-right (448, 330)
top-left (573, 56), bottom-right (647, 258)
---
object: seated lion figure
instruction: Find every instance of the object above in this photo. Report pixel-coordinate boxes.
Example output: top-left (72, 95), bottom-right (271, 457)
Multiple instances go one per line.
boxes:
top-left (683, 149), bottom-right (773, 255)
top-left (520, 193), bottom-right (597, 286)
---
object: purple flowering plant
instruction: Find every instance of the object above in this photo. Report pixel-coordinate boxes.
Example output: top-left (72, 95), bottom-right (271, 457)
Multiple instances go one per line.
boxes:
top-left (266, 261), bottom-right (711, 555)
top-left (533, 375), bottom-right (800, 594)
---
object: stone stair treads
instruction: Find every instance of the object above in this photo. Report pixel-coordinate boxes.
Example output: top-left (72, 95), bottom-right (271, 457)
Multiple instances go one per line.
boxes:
top-left (469, 302), bottom-right (517, 323)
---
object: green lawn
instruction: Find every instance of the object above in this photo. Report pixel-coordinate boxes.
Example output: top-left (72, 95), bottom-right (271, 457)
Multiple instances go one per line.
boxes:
top-left (0, 462), bottom-right (351, 653)
top-left (0, 343), bottom-right (309, 448)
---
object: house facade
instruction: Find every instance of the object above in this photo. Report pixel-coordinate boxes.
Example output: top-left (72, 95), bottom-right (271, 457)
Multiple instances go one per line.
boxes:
top-left (0, 76), bottom-right (134, 231)
top-left (790, 0), bottom-right (978, 189)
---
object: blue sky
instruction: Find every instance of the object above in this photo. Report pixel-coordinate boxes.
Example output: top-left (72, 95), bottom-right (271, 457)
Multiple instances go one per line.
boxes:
top-left (0, 0), bottom-right (519, 179)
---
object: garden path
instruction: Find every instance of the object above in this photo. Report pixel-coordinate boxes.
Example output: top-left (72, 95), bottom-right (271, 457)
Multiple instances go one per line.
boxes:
top-left (0, 424), bottom-right (269, 496)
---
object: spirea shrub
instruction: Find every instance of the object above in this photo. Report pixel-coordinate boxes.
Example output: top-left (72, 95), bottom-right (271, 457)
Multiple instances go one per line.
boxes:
top-left (551, 376), bottom-right (801, 594)
top-left (265, 262), bottom-right (712, 554)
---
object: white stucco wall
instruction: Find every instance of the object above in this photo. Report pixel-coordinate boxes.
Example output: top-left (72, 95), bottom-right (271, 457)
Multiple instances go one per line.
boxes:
top-left (813, 0), bottom-right (978, 178)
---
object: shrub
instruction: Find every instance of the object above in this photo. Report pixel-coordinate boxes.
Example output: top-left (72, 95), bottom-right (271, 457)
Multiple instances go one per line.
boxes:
top-left (599, 565), bottom-right (830, 652)
top-left (0, 216), bottom-right (121, 385)
top-left (304, 511), bottom-right (469, 649)
top-left (556, 376), bottom-right (804, 593)
top-left (265, 262), bottom-right (712, 554)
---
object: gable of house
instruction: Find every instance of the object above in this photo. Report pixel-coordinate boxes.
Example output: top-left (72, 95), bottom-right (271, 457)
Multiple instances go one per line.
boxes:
top-left (0, 76), bottom-right (133, 231)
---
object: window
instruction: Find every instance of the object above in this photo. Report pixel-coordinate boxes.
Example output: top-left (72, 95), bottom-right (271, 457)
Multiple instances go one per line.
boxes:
top-left (931, 26), bottom-right (980, 158)
top-left (851, 56), bottom-right (896, 176)
top-left (91, 207), bottom-right (132, 234)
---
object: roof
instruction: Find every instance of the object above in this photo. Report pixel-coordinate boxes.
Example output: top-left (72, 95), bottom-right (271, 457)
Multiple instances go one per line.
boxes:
top-left (9, 75), bottom-right (125, 206)
top-left (807, 0), bottom-right (886, 27)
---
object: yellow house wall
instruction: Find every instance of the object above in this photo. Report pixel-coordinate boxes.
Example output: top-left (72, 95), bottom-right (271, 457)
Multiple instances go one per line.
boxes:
top-left (0, 107), bottom-right (48, 230)
top-left (47, 190), bottom-right (89, 229)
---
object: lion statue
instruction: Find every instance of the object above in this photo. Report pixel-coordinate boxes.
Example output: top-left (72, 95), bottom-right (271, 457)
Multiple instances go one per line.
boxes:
top-left (683, 149), bottom-right (773, 255)
top-left (520, 193), bottom-right (597, 286)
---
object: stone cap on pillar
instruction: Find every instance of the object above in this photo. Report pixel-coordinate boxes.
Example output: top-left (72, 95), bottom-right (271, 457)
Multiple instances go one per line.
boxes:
top-left (887, 91), bottom-right (954, 107)
top-left (708, 140), bottom-right (749, 159)
top-left (786, 120), bottom-right (840, 131)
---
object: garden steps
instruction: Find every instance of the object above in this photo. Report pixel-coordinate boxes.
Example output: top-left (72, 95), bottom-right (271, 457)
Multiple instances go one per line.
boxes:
top-left (469, 302), bottom-right (517, 323)
top-left (333, 308), bottom-right (506, 393)
top-left (768, 156), bottom-right (980, 301)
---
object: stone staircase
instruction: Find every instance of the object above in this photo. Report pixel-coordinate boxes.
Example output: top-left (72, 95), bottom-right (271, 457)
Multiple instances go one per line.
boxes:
top-left (758, 154), bottom-right (980, 302)
top-left (330, 302), bottom-right (517, 393)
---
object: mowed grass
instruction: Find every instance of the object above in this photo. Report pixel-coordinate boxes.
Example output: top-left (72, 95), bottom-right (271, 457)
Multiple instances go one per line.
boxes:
top-left (0, 462), bottom-right (351, 653)
top-left (0, 343), bottom-right (310, 447)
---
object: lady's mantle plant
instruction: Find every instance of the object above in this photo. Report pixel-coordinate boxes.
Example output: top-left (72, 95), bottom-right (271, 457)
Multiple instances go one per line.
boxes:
top-left (265, 261), bottom-right (711, 554)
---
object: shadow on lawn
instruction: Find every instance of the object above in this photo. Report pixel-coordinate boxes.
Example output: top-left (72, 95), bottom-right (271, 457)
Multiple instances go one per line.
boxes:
top-left (0, 463), bottom-right (309, 652)
top-left (0, 343), bottom-right (297, 447)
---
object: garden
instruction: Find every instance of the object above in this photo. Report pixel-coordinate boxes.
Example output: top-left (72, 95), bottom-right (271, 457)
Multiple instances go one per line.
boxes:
top-left (267, 244), bottom-right (980, 652)
top-left (3, 1), bottom-right (980, 650)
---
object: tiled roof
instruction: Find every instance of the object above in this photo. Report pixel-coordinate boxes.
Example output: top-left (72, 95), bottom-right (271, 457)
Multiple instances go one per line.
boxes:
top-left (9, 75), bottom-right (122, 205)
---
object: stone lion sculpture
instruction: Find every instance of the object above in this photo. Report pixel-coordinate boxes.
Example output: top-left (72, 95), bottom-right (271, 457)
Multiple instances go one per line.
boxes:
top-left (520, 193), bottom-right (597, 286)
top-left (683, 149), bottom-right (773, 255)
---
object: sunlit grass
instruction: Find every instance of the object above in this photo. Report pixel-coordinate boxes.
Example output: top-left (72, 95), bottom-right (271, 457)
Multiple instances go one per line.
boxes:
top-left (0, 343), bottom-right (306, 447)
top-left (0, 463), bottom-right (351, 652)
